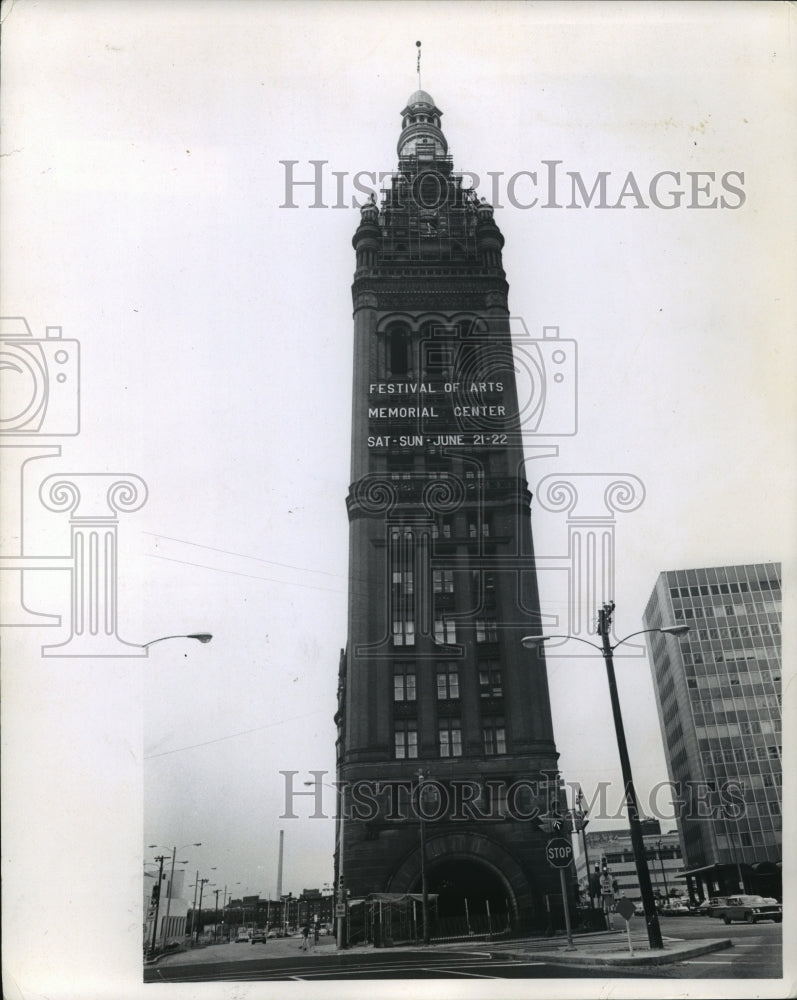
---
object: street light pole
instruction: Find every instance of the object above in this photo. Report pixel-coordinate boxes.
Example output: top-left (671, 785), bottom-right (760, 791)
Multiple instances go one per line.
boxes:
top-left (597, 602), bottom-right (663, 950)
top-left (522, 606), bottom-right (689, 952)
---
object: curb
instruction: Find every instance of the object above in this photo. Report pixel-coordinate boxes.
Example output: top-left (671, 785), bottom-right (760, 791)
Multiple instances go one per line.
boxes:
top-left (493, 938), bottom-right (733, 967)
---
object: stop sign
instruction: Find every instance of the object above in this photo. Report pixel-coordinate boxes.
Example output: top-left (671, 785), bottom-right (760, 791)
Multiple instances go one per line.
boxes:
top-left (545, 837), bottom-right (574, 868)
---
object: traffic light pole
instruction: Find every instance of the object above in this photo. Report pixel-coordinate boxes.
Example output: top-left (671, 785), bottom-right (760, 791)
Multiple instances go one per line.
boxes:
top-left (598, 602), bottom-right (664, 950)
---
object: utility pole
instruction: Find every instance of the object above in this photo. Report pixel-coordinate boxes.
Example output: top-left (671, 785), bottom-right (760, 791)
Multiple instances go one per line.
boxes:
top-left (148, 855), bottom-right (167, 958)
top-left (416, 769), bottom-right (430, 945)
top-left (189, 870), bottom-right (199, 942)
top-left (598, 602), bottom-right (663, 949)
top-left (195, 878), bottom-right (209, 943)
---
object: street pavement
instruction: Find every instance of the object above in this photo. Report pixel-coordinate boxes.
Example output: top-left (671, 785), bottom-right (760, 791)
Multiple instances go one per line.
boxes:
top-left (146, 917), bottom-right (781, 980)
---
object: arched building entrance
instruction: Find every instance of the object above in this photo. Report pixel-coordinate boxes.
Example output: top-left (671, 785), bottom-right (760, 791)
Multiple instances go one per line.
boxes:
top-left (386, 831), bottom-right (546, 934)
top-left (424, 858), bottom-right (512, 934)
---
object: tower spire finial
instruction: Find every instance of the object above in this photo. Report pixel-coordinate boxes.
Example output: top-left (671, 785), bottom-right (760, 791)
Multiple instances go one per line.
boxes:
top-left (416, 40), bottom-right (422, 90)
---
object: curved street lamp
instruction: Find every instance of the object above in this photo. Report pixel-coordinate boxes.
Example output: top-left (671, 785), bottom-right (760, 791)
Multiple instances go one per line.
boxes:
top-left (142, 633), bottom-right (213, 650)
top-left (522, 603), bottom-right (690, 951)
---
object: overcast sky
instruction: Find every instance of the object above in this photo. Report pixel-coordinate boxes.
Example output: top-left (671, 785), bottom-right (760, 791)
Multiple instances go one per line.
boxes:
top-left (2, 3), bottom-right (795, 999)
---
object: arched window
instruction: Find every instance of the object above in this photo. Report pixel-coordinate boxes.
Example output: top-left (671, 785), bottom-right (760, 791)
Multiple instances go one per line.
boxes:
top-left (386, 325), bottom-right (411, 375)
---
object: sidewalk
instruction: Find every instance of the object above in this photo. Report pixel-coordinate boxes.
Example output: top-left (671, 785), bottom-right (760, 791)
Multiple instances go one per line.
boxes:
top-left (344, 927), bottom-right (733, 968)
top-left (482, 927), bottom-right (734, 967)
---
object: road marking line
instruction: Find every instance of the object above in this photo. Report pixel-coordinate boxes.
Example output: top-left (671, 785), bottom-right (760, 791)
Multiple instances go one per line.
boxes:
top-left (417, 967), bottom-right (496, 978)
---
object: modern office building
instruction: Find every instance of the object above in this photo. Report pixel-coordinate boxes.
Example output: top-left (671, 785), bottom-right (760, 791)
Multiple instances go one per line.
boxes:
top-left (574, 823), bottom-right (684, 906)
top-left (336, 89), bottom-right (564, 936)
top-left (643, 563), bottom-right (782, 902)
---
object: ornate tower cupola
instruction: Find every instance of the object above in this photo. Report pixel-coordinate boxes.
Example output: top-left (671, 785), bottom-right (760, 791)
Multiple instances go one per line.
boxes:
top-left (397, 90), bottom-right (448, 159)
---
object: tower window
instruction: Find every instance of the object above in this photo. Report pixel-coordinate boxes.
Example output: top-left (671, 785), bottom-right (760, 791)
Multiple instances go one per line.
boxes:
top-left (436, 664), bottom-right (460, 700)
top-left (434, 617), bottom-right (456, 645)
top-left (479, 667), bottom-right (503, 698)
top-left (438, 719), bottom-right (462, 757)
top-left (394, 662), bottom-right (416, 701)
top-left (467, 516), bottom-right (490, 538)
top-left (433, 570), bottom-right (454, 593)
top-left (476, 619), bottom-right (498, 643)
top-left (483, 718), bottom-right (506, 755)
top-left (391, 548), bottom-right (415, 645)
top-left (392, 616), bottom-right (415, 646)
top-left (387, 326), bottom-right (411, 375)
top-left (395, 720), bottom-right (418, 759)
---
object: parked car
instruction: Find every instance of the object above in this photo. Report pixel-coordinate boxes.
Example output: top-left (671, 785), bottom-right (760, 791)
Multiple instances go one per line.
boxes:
top-left (235, 930), bottom-right (250, 943)
top-left (634, 903), bottom-right (645, 916)
top-left (250, 930), bottom-right (267, 943)
top-left (690, 900), bottom-right (712, 916)
top-left (717, 895), bottom-right (782, 925)
top-left (661, 902), bottom-right (690, 916)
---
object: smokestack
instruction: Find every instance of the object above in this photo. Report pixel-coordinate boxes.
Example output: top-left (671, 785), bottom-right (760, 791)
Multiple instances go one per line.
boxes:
top-left (276, 829), bottom-right (284, 898)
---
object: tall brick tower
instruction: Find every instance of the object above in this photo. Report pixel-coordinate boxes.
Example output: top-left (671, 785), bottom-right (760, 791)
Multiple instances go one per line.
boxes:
top-left (336, 89), bottom-right (564, 937)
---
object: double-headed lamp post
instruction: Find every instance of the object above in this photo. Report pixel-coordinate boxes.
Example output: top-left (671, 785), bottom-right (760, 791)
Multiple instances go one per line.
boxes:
top-left (522, 602), bottom-right (689, 951)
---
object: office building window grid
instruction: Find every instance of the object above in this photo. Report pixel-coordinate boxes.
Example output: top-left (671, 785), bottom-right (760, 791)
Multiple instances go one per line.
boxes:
top-left (644, 563), bottom-right (782, 860)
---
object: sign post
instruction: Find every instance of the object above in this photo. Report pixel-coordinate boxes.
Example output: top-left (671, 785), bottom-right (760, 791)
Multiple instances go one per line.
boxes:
top-left (600, 872), bottom-right (615, 929)
top-left (545, 837), bottom-right (574, 948)
top-left (614, 896), bottom-right (636, 955)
